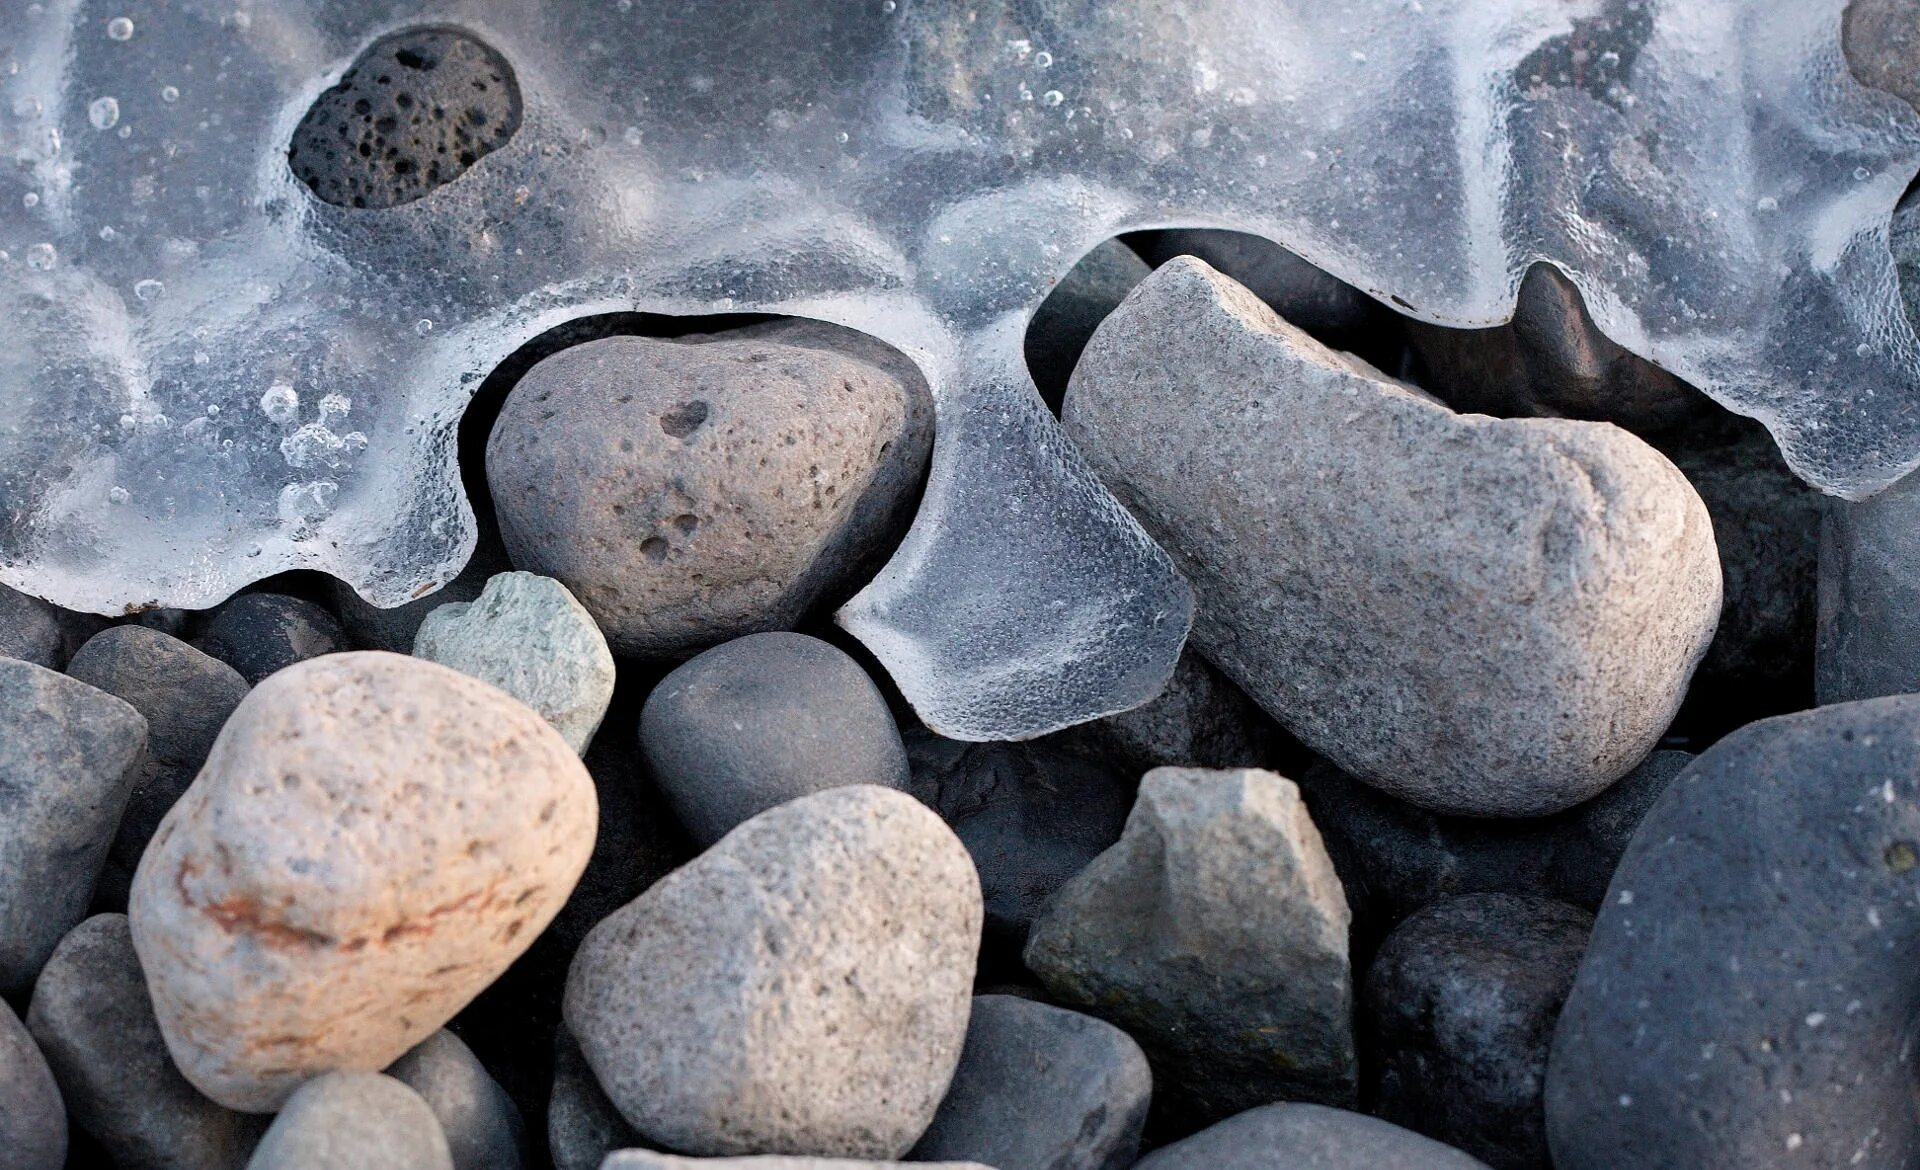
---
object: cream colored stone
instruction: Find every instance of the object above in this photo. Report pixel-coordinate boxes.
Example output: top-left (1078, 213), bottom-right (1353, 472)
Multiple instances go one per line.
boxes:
top-left (129, 651), bottom-right (596, 1113)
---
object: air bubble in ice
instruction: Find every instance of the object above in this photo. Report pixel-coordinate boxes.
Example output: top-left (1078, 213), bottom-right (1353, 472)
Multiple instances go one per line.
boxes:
top-left (415, 319), bottom-right (434, 336)
top-left (133, 279), bottom-right (165, 301)
top-left (107, 486), bottom-right (129, 504)
top-left (1034, 51), bottom-right (1053, 67)
top-left (88, 97), bottom-right (119, 131)
top-left (280, 424), bottom-right (346, 470)
top-left (106, 17), bottom-right (134, 41)
top-left (160, 86), bottom-right (179, 103)
top-left (21, 193), bottom-right (38, 209)
top-left (259, 383), bottom-right (298, 425)
top-left (24, 244), bottom-right (55, 270)
top-left (1040, 90), bottom-right (1064, 107)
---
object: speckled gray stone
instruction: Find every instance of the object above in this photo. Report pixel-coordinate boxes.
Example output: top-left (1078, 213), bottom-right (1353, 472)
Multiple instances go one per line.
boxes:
top-left (1064, 257), bottom-right (1720, 816)
top-left (0, 998), bottom-right (65, 1170)
top-left (1131, 229), bottom-right (1396, 357)
top-left (1025, 767), bottom-right (1355, 1125)
top-left (908, 994), bottom-right (1151, 1170)
top-left (641, 632), bottom-right (909, 845)
top-left (198, 593), bottom-right (346, 685)
top-left (0, 658), bottom-right (146, 994)
top-left (1133, 1104), bottom-right (1492, 1170)
top-left (26, 914), bottom-right (265, 1170)
top-left (244, 1072), bottom-right (451, 1170)
top-left (602, 1155), bottom-right (989, 1170)
top-left (486, 319), bottom-right (932, 659)
top-left (386, 1030), bottom-right (526, 1170)
top-left (414, 571), bottom-right (614, 754)
top-left (564, 785), bottom-right (980, 1158)
top-left (548, 1024), bottom-right (641, 1170)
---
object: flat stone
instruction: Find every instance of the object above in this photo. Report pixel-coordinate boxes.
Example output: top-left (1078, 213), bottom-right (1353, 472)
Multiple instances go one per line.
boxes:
top-left (129, 651), bottom-right (597, 1112)
top-left (64, 626), bottom-right (250, 911)
top-left (0, 997), bottom-right (65, 1170)
top-left (908, 994), bottom-right (1151, 1170)
top-left (1546, 696), bottom-right (1920, 1169)
top-left (1364, 894), bottom-right (1592, 1170)
top-left (386, 1029), bottom-right (526, 1170)
top-left (548, 1024), bottom-right (641, 1170)
top-left (1064, 257), bottom-right (1720, 816)
top-left (564, 785), bottom-right (980, 1158)
top-left (640, 632), bottom-right (909, 845)
top-left (244, 1072), bottom-right (452, 1170)
top-left (0, 658), bottom-right (147, 994)
top-left (1024, 237), bottom-right (1151, 407)
top-left (485, 319), bottom-right (932, 659)
top-left (26, 914), bottom-right (266, 1170)
top-left (197, 593), bottom-right (346, 685)
top-left (414, 571), bottom-right (615, 754)
top-left (602, 1156), bottom-right (989, 1170)
top-left (1132, 1104), bottom-right (1492, 1170)
top-left (1024, 766), bottom-right (1356, 1126)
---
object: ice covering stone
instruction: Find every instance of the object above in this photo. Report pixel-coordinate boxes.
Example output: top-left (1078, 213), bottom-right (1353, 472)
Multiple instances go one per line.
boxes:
top-left (2, 1), bottom-right (1916, 740)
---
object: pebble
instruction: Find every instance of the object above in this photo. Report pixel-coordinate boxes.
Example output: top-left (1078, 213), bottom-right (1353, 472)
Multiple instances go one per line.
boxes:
top-left (548, 1024), bottom-right (641, 1170)
top-left (601, 1156), bottom-right (990, 1170)
top-left (288, 27), bottom-right (521, 209)
top-left (1025, 237), bottom-right (1151, 407)
top-left (902, 726), bottom-right (1134, 954)
top-left (386, 1029), bottom-right (526, 1170)
top-left (1024, 766), bottom-right (1356, 1125)
top-left (1817, 464), bottom-right (1920, 704)
top-left (64, 625), bottom-right (250, 910)
top-left (0, 583), bottom-right (98, 669)
top-left (1132, 1103), bottom-right (1492, 1170)
top-left (485, 319), bottom-right (932, 659)
top-left (197, 592), bottom-right (346, 685)
top-left (1546, 696), bottom-right (1920, 1168)
top-left (908, 994), bottom-right (1151, 1170)
top-left (640, 632), bottom-right (909, 845)
top-left (0, 998), bottom-right (65, 1170)
top-left (414, 571), bottom-right (615, 754)
top-left (244, 1072), bottom-right (452, 1170)
top-left (1064, 257), bottom-right (1720, 816)
top-left (26, 914), bottom-right (266, 1169)
top-left (1364, 894), bottom-right (1592, 1170)
top-left (1054, 646), bottom-right (1277, 777)
top-left (0, 658), bottom-right (147, 995)
top-left (564, 785), bottom-right (980, 1158)
top-left (128, 651), bottom-right (596, 1112)
top-left (1845, 0), bottom-right (1920, 110)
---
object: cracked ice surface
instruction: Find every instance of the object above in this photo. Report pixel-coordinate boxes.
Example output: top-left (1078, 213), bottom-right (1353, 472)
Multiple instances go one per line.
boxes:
top-left (2, 0), bottom-right (1917, 739)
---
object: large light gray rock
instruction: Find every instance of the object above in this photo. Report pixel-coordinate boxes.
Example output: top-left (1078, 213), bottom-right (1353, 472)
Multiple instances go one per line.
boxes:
top-left (386, 1029), bottom-right (526, 1170)
top-left (603, 1156), bottom-right (989, 1170)
top-left (1064, 257), bottom-right (1720, 816)
top-left (1133, 1104), bottom-right (1492, 1170)
top-left (908, 994), bottom-right (1151, 1170)
top-left (564, 785), bottom-right (981, 1159)
top-left (1024, 766), bottom-right (1356, 1125)
top-left (0, 998), bottom-right (65, 1170)
top-left (486, 319), bottom-right (932, 659)
top-left (413, 571), bottom-right (614, 754)
top-left (244, 1072), bottom-right (452, 1170)
top-left (26, 914), bottom-right (266, 1170)
top-left (0, 658), bottom-right (147, 994)
top-left (129, 651), bottom-right (597, 1112)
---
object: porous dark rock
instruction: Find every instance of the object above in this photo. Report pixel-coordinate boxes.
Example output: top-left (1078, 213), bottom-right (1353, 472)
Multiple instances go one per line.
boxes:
top-left (486, 319), bottom-right (932, 659)
top-left (1132, 1103), bottom-right (1492, 1170)
top-left (548, 1025), bottom-right (642, 1170)
top-left (0, 659), bottom-right (146, 995)
top-left (1025, 767), bottom-right (1356, 1126)
top-left (908, 994), bottom-right (1151, 1170)
top-left (197, 592), bottom-right (346, 685)
top-left (640, 632), bottom-right (909, 845)
top-left (64, 626), bottom-right (250, 911)
top-left (1365, 894), bottom-right (1591, 1170)
top-left (1546, 696), bottom-right (1920, 1169)
top-left (1025, 238), bottom-right (1152, 408)
top-left (288, 26), bottom-right (521, 209)
top-left (386, 1029), bottom-right (527, 1170)
top-left (26, 914), bottom-right (266, 1170)
top-left (0, 998), bottom-right (65, 1170)
top-left (244, 1072), bottom-right (452, 1170)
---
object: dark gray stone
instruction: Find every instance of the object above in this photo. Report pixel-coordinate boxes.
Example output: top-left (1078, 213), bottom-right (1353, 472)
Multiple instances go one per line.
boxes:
top-left (288, 26), bottom-right (521, 210)
top-left (0, 997), bottom-right (65, 1170)
top-left (1818, 443), bottom-right (1920, 706)
top-left (26, 914), bottom-right (265, 1170)
top-left (1546, 696), bottom-right (1920, 1170)
top-left (908, 994), bottom-right (1150, 1170)
top-left (1846, 0), bottom-right (1920, 111)
top-left (1055, 647), bottom-right (1277, 777)
top-left (903, 725), bottom-right (1134, 953)
top-left (64, 626), bottom-right (249, 911)
top-left (0, 659), bottom-right (146, 994)
top-left (197, 592), bottom-right (345, 685)
top-left (386, 1029), bottom-right (526, 1170)
top-left (1364, 894), bottom-right (1591, 1170)
top-left (1132, 1104), bottom-right (1492, 1170)
top-left (548, 1024), bottom-right (643, 1170)
top-left (245, 1072), bottom-right (452, 1170)
top-left (642, 632), bottom-right (910, 845)
top-left (1025, 238), bottom-right (1151, 408)
top-left (0, 584), bottom-right (72, 669)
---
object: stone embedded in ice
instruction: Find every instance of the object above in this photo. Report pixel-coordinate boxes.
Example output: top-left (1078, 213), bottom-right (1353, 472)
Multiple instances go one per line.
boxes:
top-left (1, 0), bottom-right (1917, 740)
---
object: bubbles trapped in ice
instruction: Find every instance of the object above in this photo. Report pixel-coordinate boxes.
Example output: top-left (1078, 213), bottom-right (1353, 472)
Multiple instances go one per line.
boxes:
top-left (4, 0), bottom-right (1920, 742)
top-left (87, 97), bottom-right (119, 130)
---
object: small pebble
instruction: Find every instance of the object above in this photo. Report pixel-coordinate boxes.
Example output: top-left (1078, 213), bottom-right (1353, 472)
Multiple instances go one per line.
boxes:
top-left (244, 1072), bottom-right (452, 1170)
top-left (197, 592), bottom-right (346, 684)
top-left (386, 1029), bottom-right (527, 1170)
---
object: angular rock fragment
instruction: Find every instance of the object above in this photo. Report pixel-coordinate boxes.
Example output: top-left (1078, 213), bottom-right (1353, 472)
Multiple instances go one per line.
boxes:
top-left (1025, 766), bottom-right (1356, 1124)
top-left (1132, 1103), bottom-right (1491, 1170)
top-left (1065, 258), bottom-right (1720, 816)
top-left (244, 1072), bottom-right (451, 1170)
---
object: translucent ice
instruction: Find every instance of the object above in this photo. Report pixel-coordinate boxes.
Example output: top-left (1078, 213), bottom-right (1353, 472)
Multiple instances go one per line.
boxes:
top-left (2, 0), bottom-right (1918, 740)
